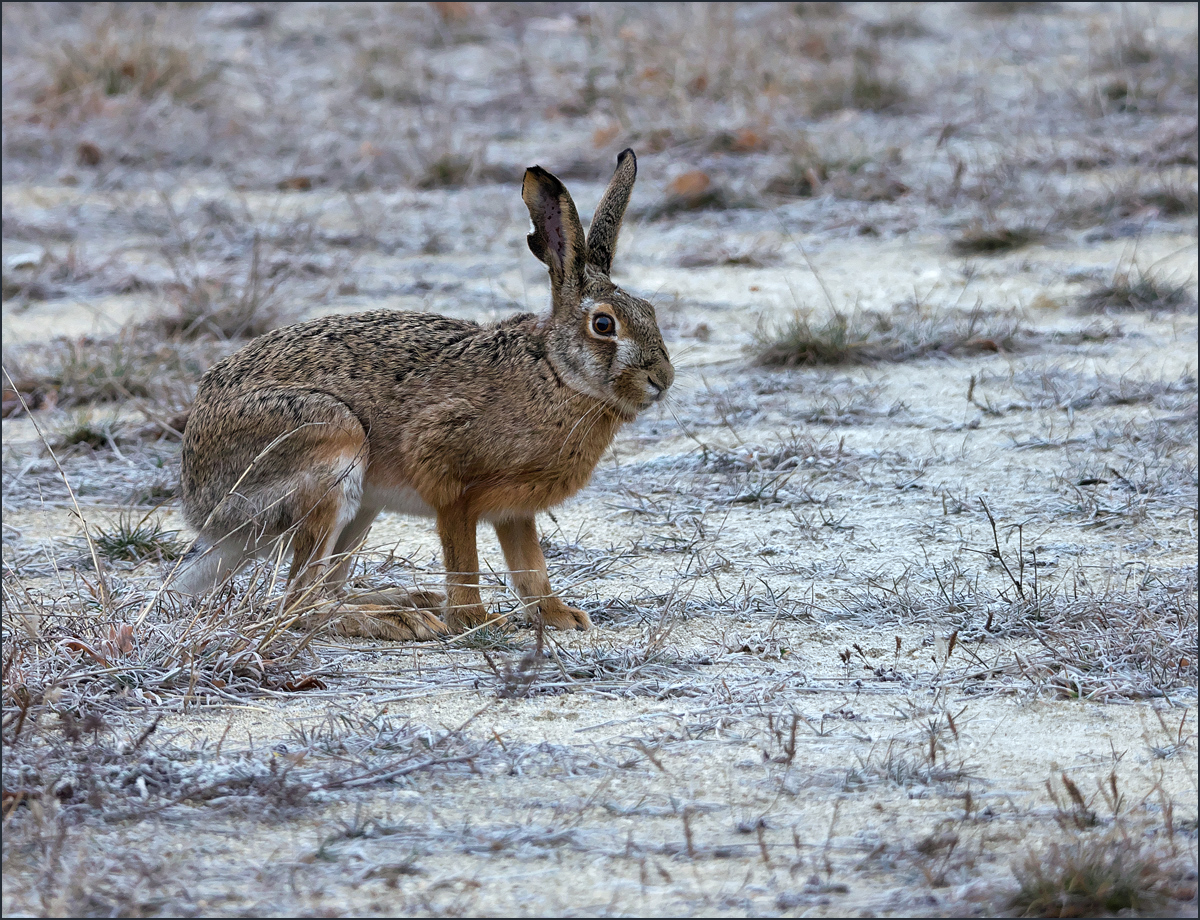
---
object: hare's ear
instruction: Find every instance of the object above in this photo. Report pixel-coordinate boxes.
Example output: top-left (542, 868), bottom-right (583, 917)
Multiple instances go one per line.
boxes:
top-left (586, 148), bottom-right (636, 276)
top-left (523, 166), bottom-right (586, 291)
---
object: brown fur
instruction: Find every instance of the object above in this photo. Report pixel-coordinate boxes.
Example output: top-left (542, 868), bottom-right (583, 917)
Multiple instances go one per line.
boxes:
top-left (175, 150), bottom-right (673, 639)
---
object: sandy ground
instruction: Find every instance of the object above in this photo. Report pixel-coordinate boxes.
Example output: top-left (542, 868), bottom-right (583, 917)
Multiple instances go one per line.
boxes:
top-left (3, 2), bottom-right (1197, 916)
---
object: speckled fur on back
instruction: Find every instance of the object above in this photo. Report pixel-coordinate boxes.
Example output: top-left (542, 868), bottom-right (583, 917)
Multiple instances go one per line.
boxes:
top-left (176, 149), bottom-right (674, 639)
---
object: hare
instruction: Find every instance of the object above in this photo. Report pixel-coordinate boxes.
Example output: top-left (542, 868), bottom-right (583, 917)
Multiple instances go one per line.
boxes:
top-left (175, 149), bottom-right (673, 640)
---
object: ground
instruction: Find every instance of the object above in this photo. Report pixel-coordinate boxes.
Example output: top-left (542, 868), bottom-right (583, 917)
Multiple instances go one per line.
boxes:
top-left (2, 3), bottom-right (1197, 917)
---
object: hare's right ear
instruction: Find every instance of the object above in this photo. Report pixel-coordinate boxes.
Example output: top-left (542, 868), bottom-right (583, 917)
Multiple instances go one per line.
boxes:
top-left (586, 148), bottom-right (636, 276)
top-left (523, 166), bottom-right (586, 292)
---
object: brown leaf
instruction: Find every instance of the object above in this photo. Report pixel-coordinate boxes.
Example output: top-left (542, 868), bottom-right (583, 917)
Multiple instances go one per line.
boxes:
top-left (279, 675), bottom-right (327, 692)
top-left (76, 141), bottom-right (103, 167)
top-left (430, 2), bottom-right (471, 23)
top-left (667, 170), bottom-right (712, 200)
top-left (62, 640), bottom-right (109, 666)
top-left (277, 175), bottom-right (313, 191)
top-left (731, 128), bottom-right (767, 152)
top-left (592, 122), bottom-right (621, 148)
top-left (106, 624), bottom-right (135, 655)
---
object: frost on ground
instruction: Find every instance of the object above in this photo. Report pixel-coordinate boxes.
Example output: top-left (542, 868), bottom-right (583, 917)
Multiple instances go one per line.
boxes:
top-left (3, 3), bottom-right (1197, 917)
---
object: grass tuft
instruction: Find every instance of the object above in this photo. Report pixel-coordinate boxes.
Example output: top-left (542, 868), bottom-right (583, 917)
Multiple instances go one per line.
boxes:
top-left (34, 7), bottom-right (221, 110)
top-left (951, 222), bottom-right (1044, 255)
top-left (756, 303), bottom-right (1025, 367)
top-left (1010, 834), bottom-right (1195, 917)
top-left (2, 332), bottom-right (218, 414)
top-left (91, 513), bottom-right (183, 564)
top-left (1077, 272), bottom-right (1197, 314)
top-left (48, 411), bottom-right (128, 453)
top-left (1057, 177), bottom-right (1199, 229)
top-left (807, 45), bottom-right (910, 116)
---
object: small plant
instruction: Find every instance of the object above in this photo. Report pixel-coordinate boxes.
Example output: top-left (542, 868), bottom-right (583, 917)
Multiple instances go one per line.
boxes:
top-left (34, 8), bottom-right (221, 110)
top-left (951, 222), bottom-right (1044, 255)
top-left (755, 302), bottom-right (1025, 367)
top-left (48, 411), bottom-right (127, 452)
top-left (2, 332), bottom-right (205, 411)
top-left (91, 513), bottom-right (183, 563)
top-left (452, 623), bottom-right (521, 652)
top-left (1077, 272), bottom-right (1196, 314)
top-left (1009, 834), bottom-right (1194, 917)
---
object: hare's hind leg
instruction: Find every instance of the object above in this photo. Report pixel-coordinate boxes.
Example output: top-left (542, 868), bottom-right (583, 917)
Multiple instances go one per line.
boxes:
top-left (279, 474), bottom-right (446, 640)
top-left (309, 503), bottom-right (449, 641)
top-left (183, 387), bottom-right (446, 641)
top-left (494, 516), bottom-right (591, 630)
top-left (328, 590), bottom-right (449, 641)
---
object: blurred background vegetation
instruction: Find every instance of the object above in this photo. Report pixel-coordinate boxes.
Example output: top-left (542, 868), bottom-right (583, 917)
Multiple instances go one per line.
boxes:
top-left (2, 2), bottom-right (1195, 197)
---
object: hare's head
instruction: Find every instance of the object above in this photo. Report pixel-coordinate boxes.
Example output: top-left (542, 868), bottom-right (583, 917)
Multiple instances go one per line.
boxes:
top-left (523, 150), bottom-right (674, 421)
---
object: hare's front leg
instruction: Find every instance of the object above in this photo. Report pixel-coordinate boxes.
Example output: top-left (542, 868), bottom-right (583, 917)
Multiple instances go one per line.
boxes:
top-left (494, 516), bottom-right (591, 631)
top-left (437, 504), bottom-right (498, 632)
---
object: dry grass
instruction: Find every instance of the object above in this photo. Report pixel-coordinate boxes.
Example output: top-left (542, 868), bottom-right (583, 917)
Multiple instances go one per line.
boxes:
top-left (31, 5), bottom-right (220, 110)
top-left (151, 247), bottom-right (291, 342)
top-left (0, 245), bottom-right (157, 306)
top-left (804, 44), bottom-right (911, 117)
top-left (1004, 367), bottom-right (1197, 412)
top-left (1, 565), bottom-right (326, 727)
top-left (755, 302), bottom-right (1027, 367)
top-left (2, 332), bottom-right (218, 416)
top-left (763, 140), bottom-right (908, 201)
top-left (1083, 10), bottom-right (1199, 116)
top-left (1077, 271), bottom-right (1197, 314)
top-left (145, 194), bottom-right (329, 342)
top-left (1057, 176), bottom-right (1199, 229)
top-left (1010, 833), bottom-right (1196, 917)
top-left (1019, 574), bottom-right (1198, 701)
top-left (951, 222), bottom-right (1045, 255)
top-left (2, 4), bottom-right (1196, 915)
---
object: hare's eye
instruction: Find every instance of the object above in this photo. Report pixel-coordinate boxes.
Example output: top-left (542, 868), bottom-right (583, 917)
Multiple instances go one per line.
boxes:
top-left (591, 313), bottom-right (617, 337)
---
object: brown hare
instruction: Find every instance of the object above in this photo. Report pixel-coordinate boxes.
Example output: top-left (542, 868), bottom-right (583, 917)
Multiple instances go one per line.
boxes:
top-left (174, 149), bottom-right (673, 640)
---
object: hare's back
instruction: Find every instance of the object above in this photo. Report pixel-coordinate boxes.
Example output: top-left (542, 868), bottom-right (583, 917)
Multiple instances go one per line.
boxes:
top-left (199, 311), bottom-right (482, 397)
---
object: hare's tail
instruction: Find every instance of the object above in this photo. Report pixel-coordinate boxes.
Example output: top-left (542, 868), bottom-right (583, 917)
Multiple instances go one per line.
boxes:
top-left (170, 539), bottom-right (252, 596)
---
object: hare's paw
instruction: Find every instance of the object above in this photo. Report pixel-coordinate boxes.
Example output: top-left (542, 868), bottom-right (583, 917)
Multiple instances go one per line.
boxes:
top-left (348, 587), bottom-right (446, 610)
top-left (333, 604), bottom-right (449, 641)
top-left (537, 600), bottom-right (592, 631)
top-left (444, 604), bottom-right (503, 633)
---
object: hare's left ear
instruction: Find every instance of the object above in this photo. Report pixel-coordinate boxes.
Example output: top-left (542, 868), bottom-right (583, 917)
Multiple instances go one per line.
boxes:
top-left (523, 166), bottom-right (587, 292)
top-left (586, 148), bottom-right (636, 276)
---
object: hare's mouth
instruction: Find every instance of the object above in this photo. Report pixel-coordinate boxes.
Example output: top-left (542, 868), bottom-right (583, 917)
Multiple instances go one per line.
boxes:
top-left (638, 381), bottom-right (666, 409)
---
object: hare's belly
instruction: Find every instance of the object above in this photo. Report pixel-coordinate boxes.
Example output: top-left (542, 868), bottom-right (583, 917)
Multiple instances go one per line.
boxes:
top-left (362, 483), bottom-right (437, 518)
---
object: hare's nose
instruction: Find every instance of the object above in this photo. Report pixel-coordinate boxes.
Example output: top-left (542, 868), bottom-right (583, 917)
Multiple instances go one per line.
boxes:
top-left (649, 361), bottom-right (674, 396)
